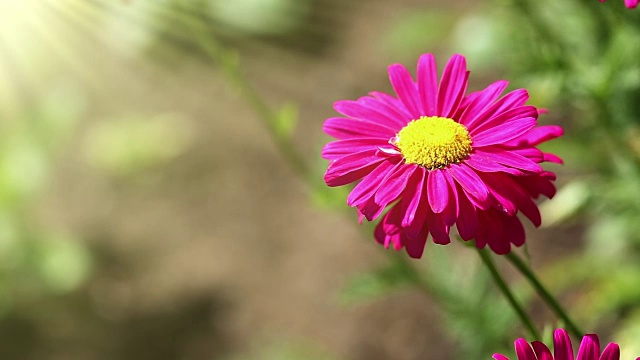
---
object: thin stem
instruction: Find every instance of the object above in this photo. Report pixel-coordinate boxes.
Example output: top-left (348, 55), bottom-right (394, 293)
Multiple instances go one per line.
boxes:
top-left (144, 4), bottom-right (312, 180)
top-left (476, 247), bottom-right (541, 340)
top-left (505, 252), bottom-right (584, 339)
top-left (194, 38), bottom-right (312, 181)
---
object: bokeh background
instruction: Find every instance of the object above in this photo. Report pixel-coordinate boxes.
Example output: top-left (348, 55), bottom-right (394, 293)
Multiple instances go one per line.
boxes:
top-left (1, 0), bottom-right (640, 359)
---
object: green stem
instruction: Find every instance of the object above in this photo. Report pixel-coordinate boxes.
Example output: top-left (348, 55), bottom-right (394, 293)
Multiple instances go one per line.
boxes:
top-left (505, 252), bottom-right (584, 339)
top-left (193, 37), bottom-right (312, 181)
top-left (477, 247), bottom-right (541, 340)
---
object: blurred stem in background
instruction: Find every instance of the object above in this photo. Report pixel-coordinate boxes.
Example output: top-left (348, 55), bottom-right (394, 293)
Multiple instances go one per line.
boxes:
top-left (194, 40), bottom-right (312, 180)
top-left (183, 12), bottom-right (312, 181)
top-left (476, 247), bottom-right (541, 340)
top-left (505, 252), bottom-right (583, 338)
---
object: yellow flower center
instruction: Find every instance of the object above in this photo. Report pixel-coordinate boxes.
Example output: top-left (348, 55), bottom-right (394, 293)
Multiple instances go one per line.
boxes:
top-left (394, 116), bottom-right (472, 169)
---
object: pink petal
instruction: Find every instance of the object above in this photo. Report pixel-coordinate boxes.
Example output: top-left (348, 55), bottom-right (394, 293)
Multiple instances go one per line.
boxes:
top-left (599, 343), bottom-right (620, 360)
top-left (375, 205), bottom-right (404, 250)
top-left (442, 172), bottom-right (458, 226)
top-left (374, 217), bottom-right (386, 246)
top-left (498, 175), bottom-right (543, 227)
top-left (427, 169), bottom-right (449, 213)
top-left (401, 168), bottom-right (429, 239)
top-left (503, 212), bottom-right (526, 247)
top-left (322, 138), bottom-right (390, 160)
top-left (347, 159), bottom-right (399, 206)
top-left (511, 148), bottom-right (544, 163)
top-left (374, 164), bottom-right (417, 207)
top-left (626, 0), bottom-right (639, 8)
top-left (334, 99), bottom-right (404, 129)
top-left (520, 196), bottom-right (542, 227)
top-left (323, 117), bottom-right (397, 140)
top-left (458, 80), bottom-right (509, 127)
top-left (473, 148), bottom-right (543, 173)
top-left (466, 153), bottom-right (524, 176)
top-left (325, 149), bottom-right (387, 186)
top-left (358, 196), bottom-right (387, 221)
top-left (472, 117), bottom-right (537, 147)
top-left (495, 89), bottom-right (530, 110)
top-left (483, 172), bottom-right (521, 215)
top-left (517, 175), bottom-right (557, 199)
top-left (530, 342), bottom-right (553, 360)
top-left (388, 64), bottom-right (423, 118)
top-left (404, 224), bottom-right (428, 258)
top-left (515, 338), bottom-right (538, 360)
top-left (474, 232), bottom-right (487, 250)
top-left (380, 227), bottom-right (403, 251)
top-left (465, 89), bottom-right (529, 130)
top-left (369, 91), bottom-right (414, 127)
top-left (506, 125), bottom-right (564, 147)
top-left (493, 355), bottom-right (511, 360)
top-left (417, 53), bottom-right (438, 116)
top-left (577, 334), bottom-right (600, 360)
top-left (481, 211), bottom-right (510, 254)
top-left (455, 183), bottom-right (479, 240)
top-left (427, 212), bottom-right (450, 245)
top-left (554, 329), bottom-right (575, 360)
top-left (543, 153), bottom-right (563, 164)
top-left (470, 106), bottom-right (538, 136)
top-left (447, 163), bottom-right (490, 209)
top-left (437, 54), bottom-right (469, 117)
top-left (359, 95), bottom-right (410, 128)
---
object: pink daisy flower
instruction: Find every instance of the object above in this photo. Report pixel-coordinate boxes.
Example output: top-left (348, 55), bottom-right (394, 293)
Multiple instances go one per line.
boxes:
top-left (494, 328), bottom-right (638, 360)
top-left (599, 0), bottom-right (639, 9)
top-left (322, 53), bottom-right (562, 258)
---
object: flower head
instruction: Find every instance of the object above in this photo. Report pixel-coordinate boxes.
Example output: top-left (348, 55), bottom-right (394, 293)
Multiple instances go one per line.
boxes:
top-left (494, 328), bottom-right (638, 360)
top-left (599, 0), bottom-right (639, 9)
top-left (322, 53), bottom-right (562, 258)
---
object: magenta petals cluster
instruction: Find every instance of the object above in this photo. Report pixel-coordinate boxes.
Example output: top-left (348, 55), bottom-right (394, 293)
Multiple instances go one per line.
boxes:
top-left (494, 328), bottom-right (637, 360)
top-left (599, 0), bottom-right (639, 8)
top-left (322, 53), bottom-right (562, 258)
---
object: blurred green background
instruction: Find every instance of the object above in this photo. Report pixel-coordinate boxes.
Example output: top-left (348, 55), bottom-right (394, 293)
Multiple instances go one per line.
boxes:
top-left (0, 0), bottom-right (639, 359)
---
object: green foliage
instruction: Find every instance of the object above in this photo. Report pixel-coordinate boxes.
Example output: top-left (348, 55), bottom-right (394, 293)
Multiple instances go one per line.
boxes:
top-left (340, 246), bottom-right (519, 358)
top-left (339, 254), bottom-right (420, 306)
top-left (616, 310), bottom-right (640, 358)
top-left (0, 86), bottom-right (93, 312)
top-left (34, 234), bottom-right (92, 294)
top-left (422, 247), bottom-right (518, 358)
top-left (83, 113), bottom-right (193, 177)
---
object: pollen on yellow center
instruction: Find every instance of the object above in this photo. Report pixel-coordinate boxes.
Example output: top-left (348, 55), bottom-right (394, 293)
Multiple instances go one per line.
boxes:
top-left (394, 116), bottom-right (472, 169)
